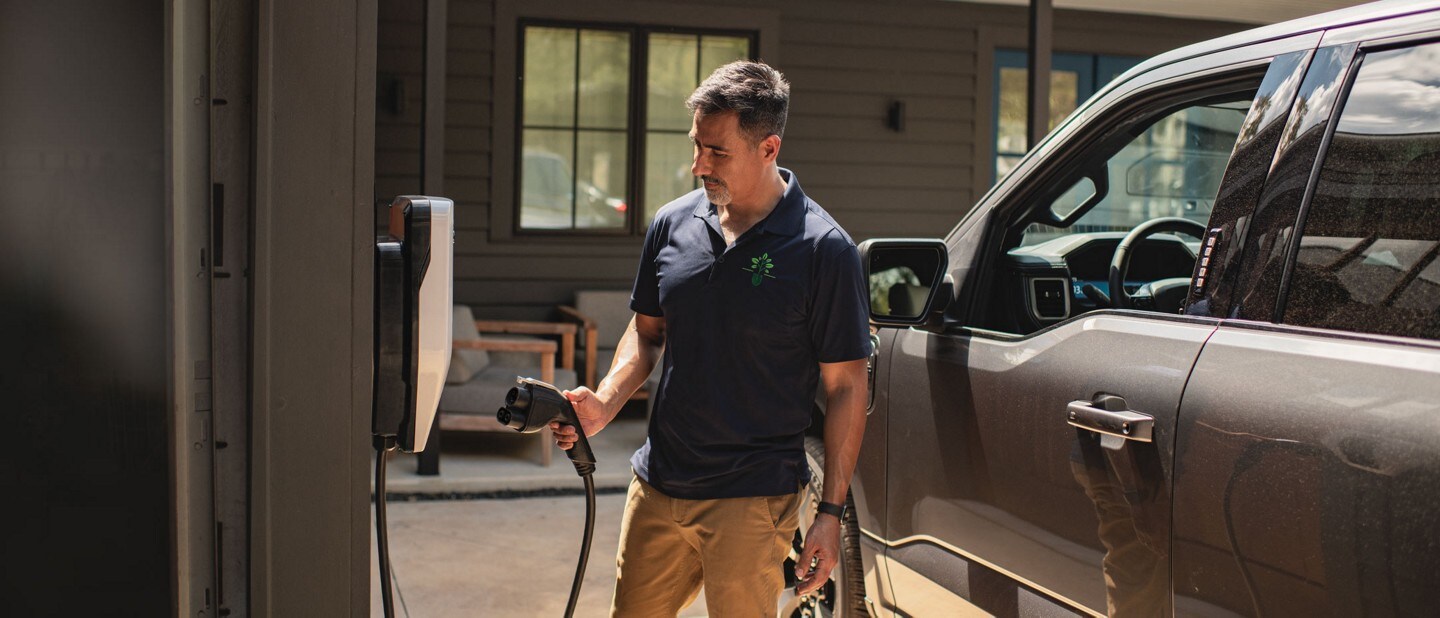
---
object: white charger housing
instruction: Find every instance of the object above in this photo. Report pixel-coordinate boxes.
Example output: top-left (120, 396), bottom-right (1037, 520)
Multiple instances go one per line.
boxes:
top-left (373, 195), bottom-right (453, 452)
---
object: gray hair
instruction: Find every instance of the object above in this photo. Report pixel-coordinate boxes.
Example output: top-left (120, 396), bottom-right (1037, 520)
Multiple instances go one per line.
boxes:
top-left (685, 61), bottom-right (790, 143)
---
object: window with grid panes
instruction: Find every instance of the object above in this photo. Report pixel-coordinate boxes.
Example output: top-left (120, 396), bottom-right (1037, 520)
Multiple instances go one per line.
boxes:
top-left (518, 24), bottom-right (753, 233)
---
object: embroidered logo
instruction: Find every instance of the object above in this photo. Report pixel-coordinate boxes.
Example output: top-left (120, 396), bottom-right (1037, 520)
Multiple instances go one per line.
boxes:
top-left (743, 253), bottom-right (777, 287)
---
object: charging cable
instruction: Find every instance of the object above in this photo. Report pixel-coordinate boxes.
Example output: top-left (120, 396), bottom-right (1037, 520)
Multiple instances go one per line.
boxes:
top-left (498, 377), bottom-right (599, 618)
top-left (374, 436), bottom-right (400, 618)
top-left (372, 377), bottom-right (594, 618)
top-left (568, 473), bottom-right (597, 618)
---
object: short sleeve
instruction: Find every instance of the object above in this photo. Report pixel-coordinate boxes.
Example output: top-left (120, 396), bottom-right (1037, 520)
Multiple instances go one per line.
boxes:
top-left (629, 215), bottom-right (665, 317)
top-left (809, 232), bottom-right (872, 363)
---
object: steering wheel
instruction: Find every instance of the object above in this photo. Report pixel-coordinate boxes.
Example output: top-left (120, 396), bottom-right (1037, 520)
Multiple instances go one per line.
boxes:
top-left (1109, 217), bottom-right (1207, 310)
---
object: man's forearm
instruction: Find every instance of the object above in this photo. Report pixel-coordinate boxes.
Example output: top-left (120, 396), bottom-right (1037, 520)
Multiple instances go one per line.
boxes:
top-left (821, 379), bottom-right (867, 506)
top-left (594, 316), bottom-right (664, 420)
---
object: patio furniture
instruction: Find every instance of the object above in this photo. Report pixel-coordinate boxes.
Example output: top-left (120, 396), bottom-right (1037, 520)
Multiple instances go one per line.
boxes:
top-left (418, 305), bottom-right (577, 472)
top-left (557, 290), bottom-right (660, 409)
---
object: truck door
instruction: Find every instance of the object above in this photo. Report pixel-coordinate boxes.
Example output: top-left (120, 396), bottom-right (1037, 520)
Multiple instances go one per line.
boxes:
top-left (1172, 35), bottom-right (1440, 617)
top-left (879, 41), bottom-right (1315, 617)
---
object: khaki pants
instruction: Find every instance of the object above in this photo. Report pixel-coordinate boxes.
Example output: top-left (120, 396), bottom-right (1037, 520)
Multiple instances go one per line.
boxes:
top-left (610, 475), bottom-right (802, 617)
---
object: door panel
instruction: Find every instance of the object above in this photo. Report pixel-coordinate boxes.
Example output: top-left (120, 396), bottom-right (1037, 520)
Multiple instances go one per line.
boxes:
top-left (1173, 326), bottom-right (1440, 616)
top-left (856, 328), bottom-right (898, 614)
top-left (885, 313), bottom-right (1216, 616)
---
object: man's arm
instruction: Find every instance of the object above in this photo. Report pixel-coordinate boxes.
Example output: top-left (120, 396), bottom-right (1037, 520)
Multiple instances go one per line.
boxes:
top-left (795, 356), bottom-right (868, 595)
top-left (553, 313), bottom-right (665, 448)
top-left (818, 358), bottom-right (868, 505)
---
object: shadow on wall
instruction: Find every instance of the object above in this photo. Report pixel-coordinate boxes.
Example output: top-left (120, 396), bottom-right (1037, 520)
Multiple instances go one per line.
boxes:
top-left (0, 0), bottom-right (171, 613)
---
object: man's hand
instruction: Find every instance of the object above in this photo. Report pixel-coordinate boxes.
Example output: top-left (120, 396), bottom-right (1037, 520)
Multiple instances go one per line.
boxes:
top-left (551, 387), bottom-right (608, 450)
top-left (794, 514), bottom-right (842, 596)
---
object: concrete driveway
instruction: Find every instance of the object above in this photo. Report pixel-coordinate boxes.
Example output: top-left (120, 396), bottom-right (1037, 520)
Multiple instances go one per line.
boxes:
top-left (369, 418), bottom-right (711, 617)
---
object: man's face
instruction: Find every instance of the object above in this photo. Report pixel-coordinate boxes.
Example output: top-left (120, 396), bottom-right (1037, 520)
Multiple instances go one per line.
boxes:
top-left (689, 111), bottom-right (777, 207)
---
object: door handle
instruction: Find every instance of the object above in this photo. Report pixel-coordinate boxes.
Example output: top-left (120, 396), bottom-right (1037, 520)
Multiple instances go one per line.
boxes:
top-left (1067, 395), bottom-right (1153, 449)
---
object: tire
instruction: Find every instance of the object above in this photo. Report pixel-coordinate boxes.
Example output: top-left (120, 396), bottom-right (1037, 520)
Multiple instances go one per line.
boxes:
top-left (779, 435), bottom-right (869, 618)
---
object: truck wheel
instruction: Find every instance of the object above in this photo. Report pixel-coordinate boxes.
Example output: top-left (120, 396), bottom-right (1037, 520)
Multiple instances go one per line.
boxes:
top-left (779, 436), bottom-right (869, 617)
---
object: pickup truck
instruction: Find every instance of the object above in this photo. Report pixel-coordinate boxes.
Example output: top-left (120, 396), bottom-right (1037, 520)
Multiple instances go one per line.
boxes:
top-left (788, 1), bottom-right (1440, 616)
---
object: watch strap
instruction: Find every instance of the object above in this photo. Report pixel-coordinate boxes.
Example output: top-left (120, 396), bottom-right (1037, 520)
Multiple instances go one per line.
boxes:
top-left (817, 501), bottom-right (846, 519)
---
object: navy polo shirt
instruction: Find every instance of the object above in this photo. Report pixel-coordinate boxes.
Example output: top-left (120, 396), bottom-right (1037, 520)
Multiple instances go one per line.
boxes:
top-left (628, 168), bottom-right (872, 500)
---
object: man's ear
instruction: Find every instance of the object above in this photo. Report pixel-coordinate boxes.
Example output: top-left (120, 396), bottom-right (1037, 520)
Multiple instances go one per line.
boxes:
top-left (759, 134), bottom-right (782, 162)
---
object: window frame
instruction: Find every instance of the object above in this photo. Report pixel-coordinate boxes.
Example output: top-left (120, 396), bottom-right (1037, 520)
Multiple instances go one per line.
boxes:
top-left (508, 18), bottom-right (758, 238)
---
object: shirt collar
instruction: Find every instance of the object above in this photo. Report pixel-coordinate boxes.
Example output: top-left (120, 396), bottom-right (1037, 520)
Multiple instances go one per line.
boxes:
top-left (691, 167), bottom-right (807, 237)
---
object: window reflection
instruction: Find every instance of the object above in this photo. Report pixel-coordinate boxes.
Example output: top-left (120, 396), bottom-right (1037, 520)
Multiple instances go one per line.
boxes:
top-left (1285, 42), bottom-right (1440, 340)
top-left (520, 26), bottom-right (629, 231)
top-left (1021, 99), bottom-right (1250, 246)
top-left (1333, 44), bottom-right (1440, 136)
top-left (644, 33), bottom-right (750, 223)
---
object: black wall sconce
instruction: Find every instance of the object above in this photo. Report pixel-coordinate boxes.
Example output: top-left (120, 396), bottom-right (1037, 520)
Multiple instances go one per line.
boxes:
top-left (886, 100), bottom-right (906, 132)
top-left (378, 74), bottom-right (407, 117)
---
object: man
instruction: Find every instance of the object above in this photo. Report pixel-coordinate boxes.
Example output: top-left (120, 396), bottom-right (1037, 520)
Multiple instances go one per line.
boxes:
top-left (552, 61), bottom-right (871, 616)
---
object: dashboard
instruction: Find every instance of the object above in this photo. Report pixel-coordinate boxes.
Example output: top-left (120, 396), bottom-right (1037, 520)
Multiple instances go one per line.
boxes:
top-left (1002, 233), bottom-right (1199, 329)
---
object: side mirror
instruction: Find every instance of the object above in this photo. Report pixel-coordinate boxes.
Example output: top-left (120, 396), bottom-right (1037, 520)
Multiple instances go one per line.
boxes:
top-left (858, 238), bottom-right (950, 328)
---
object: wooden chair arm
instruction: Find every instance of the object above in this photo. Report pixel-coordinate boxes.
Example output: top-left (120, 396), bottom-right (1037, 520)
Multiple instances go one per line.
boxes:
top-left (556, 305), bottom-right (602, 387)
top-left (470, 318), bottom-right (576, 372)
top-left (556, 305), bottom-right (597, 330)
top-left (475, 319), bottom-right (577, 336)
top-left (453, 338), bottom-right (557, 354)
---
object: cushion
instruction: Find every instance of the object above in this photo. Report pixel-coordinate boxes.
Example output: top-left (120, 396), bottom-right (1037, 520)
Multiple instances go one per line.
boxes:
top-left (447, 305), bottom-right (489, 384)
top-left (576, 290), bottom-right (635, 351)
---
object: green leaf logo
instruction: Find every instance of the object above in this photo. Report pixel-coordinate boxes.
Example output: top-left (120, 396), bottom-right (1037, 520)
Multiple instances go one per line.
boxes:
top-left (742, 253), bottom-right (776, 286)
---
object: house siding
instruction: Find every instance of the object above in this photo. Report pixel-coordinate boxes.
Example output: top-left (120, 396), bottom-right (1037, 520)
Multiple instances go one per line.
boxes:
top-left (377, 0), bottom-right (1247, 321)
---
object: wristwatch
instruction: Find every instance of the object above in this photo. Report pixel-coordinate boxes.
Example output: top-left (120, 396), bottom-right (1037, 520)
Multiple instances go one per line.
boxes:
top-left (817, 501), bottom-right (847, 520)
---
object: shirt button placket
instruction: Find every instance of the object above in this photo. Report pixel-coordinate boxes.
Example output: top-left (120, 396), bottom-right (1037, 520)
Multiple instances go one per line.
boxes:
top-left (708, 253), bottom-right (725, 283)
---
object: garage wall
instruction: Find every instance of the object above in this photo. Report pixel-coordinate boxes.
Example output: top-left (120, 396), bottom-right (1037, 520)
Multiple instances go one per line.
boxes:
top-left (377, 0), bottom-right (1245, 321)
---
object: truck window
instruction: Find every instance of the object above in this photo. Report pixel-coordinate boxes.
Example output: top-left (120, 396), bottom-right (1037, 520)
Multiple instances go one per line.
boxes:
top-left (1022, 100), bottom-right (1249, 247)
top-left (983, 82), bottom-right (1258, 336)
top-left (1281, 41), bottom-right (1440, 341)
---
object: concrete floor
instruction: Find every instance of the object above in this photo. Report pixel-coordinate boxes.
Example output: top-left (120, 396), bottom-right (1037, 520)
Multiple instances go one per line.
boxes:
top-left (369, 417), bottom-right (710, 616)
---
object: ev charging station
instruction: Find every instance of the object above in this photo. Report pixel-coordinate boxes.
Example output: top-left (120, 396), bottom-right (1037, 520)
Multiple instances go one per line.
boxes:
top-left (372, 196), bottom-right (453, 453)
top-left (371, 195), bottom-right (453, 617)
top-left (369, 195), bottom-right (599, 618)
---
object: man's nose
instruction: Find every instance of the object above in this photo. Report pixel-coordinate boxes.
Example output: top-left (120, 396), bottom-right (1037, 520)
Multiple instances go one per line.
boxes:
top-left (692, 151), bottom-right (709, 177)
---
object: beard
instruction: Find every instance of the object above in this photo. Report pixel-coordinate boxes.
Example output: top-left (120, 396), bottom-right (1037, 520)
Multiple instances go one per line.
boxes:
top-left (701, 176), bottom-right (730, 206)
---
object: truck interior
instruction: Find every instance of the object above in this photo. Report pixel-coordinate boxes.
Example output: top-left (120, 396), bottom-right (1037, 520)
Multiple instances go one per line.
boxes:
top-left (974, 80), bottom-right (1262, 336)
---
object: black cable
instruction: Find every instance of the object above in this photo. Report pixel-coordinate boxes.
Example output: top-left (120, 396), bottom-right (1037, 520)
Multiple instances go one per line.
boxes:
top-left (566, 473), bottom-right (596, 618)
top-left (375, 438), bottom-right (398, 618)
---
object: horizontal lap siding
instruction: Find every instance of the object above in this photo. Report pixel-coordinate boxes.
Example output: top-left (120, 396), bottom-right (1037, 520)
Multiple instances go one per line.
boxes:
top-left (376, 0), bottom-right (424, 207)
top-left (777, 3), bottom-right (979, 242)
top-left (375, 0), bottom-right (1248, 321)
top-left (446, 0), bottom-right (492, 240)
